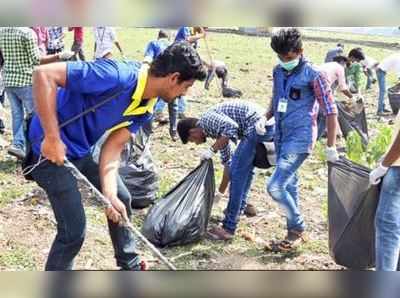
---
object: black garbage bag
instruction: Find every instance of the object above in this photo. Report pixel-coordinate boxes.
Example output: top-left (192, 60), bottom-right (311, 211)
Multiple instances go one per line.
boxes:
top-left (141, 160), bottom-right (215, 247)
top-left (119, 127), bottom-right (159, 209)
top-left (254, 142), bottom-right (276, 169)
top-left (337, 100), bottom-right (369, 146)
top-left (222, 86), bottom-right (243, 98)
top-left (328, 157), bottom-right (381, 269)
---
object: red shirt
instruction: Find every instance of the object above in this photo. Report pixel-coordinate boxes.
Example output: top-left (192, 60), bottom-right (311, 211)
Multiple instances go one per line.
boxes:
top-left (69, 27), bottom-right (84, 43)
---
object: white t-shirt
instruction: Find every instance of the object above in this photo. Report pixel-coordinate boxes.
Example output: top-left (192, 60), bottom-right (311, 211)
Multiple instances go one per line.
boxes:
top-left (378, 54), bottom-right (400, 76)
top-left (94, 27), bottom-right (117, 59)
top-left (361, 56), bottom-right (378, 69)
top-left (318, 62), bottom-right (348, 91)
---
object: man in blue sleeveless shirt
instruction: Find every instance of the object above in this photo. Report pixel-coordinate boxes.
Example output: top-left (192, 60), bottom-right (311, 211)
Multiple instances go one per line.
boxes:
top-left (28, 41), bottom-right (207, 270)
top-left (257, 28), bottom-right (339, 252)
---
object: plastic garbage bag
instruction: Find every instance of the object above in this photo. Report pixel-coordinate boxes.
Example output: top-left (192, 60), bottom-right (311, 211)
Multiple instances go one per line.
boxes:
top-left (337, 100), bottom-right (369, 146)
top-left (222, 86), bottom-right (243, 98)
top-left (92, 125), bottom-right (159, 209)
top-left (328, 157), bottom-right (381, 269)
top-left (254, 142), bottom-right (276, 169)
top-left (141, 160), bottom-right (215, 247)
top-left (119, 126), bottom-right (159, 209)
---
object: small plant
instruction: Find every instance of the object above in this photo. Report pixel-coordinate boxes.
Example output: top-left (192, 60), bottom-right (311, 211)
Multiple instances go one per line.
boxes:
top-left (345, 125), bottom-right (392, 168)
top-left (346, 131), bottom-right (366, 165)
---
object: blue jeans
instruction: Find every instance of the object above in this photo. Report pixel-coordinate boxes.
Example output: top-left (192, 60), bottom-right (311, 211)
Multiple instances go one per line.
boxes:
top-left (377, 68), bottom-right (387, 113)
top-left (375, 167), bottom-right (400, 271)
top-left (177, 96), bottom-right (186, 113)
top-left (5, 86), bottom-right (35, 150)
top-left (223, 128), bottom-right (274, 233)
top-left (31, 154), bottom-right (140, 270)
top-left (267, 153), bottom-right (309, 232)
top-left (154, 97), bottom-right (178, 133)
top-left (366, 68), bottom-right (375, 90)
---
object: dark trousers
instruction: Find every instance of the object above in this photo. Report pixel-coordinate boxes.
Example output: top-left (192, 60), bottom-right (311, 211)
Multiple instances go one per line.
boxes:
top-left (31, 154), bottom-right (139, 270)
top-left (47, 47), bottom-right (64, 55)
top-left (71, 41), bottom-right (85, 61)
top-left (0, 91), bottom-right (4, 134)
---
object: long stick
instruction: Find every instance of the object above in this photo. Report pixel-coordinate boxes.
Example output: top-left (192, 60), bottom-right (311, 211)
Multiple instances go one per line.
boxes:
top-left (64, 159), bottom-right (177, 270)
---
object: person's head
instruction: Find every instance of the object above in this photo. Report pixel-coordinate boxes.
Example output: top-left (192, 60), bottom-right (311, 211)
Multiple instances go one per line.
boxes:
top-left (150, 41), bottom-right (207, 102)
top-left (348, 47), bottom-right (365, 63)
top-left (158, 29), bottom-right (169, 40)
top-left (333, 55), bottom-right (349, 67)
top-left (270, 27), bottom-right (303, 71)
top-left (177, 117), bottom-right (207, 144)
top-left (337, 43), bottom-right (344, 50)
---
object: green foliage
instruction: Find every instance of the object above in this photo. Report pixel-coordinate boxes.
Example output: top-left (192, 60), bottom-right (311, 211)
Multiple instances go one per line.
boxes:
top-left (345, 125), bottom-right (392, 167)
top-left (314, 140), bottom-right (327, 163)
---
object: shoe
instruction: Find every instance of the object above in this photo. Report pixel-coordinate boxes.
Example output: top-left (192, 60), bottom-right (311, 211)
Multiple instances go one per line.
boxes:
top-left (384, 108), bottom-right (392, 113)
top-left (178, 113), bottom-right (186, 120)
top-left (267, 229), bottom-right (307, 253)
top-left (243, 203), bottom-right (257, 217)
top-left (207, 225), bottom-right (234, 241)
top-left (170, 131), bottom-right (178, 142)
top-left (154, 113), bottom-right (168, 125)
top-left (8, 145), bottom-right (25, 159)
top-left (122, 260), bottom-right (148, 271)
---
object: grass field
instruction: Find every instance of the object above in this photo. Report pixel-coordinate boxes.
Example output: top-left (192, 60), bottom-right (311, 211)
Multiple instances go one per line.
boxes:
top-left (0, 27), bottom-right (398, 270)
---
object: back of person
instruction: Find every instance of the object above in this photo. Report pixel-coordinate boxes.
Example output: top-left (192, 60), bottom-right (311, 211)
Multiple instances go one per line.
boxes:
top-left (378, 54), bottom-right (400, 74)
top-left (318, 61), bottom-right (347, 90)
top-left (94, 27), bottom-right (116, 59)
top-left (0, 27), bottom-right (40, 88)
top-left (325, 46), bottom-right (344, 63)
top-left (201, 100), bottom-right (261, 138)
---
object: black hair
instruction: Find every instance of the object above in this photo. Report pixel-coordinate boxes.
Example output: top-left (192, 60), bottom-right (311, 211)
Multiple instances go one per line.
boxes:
top-left (333, 55), bottom-right (349, 64)
top-left (150, 41), bottom-right (207, 82)
top-left (337, 43), bottom-right (344, 48)
top-left (158, 29), bottom-right (169, 39)
top-left (348, 48), bottom-right (365, 61)
top-left (177, 117), bottom-right (199, 144)
top-left (270, 28), bottom-right (303, 55)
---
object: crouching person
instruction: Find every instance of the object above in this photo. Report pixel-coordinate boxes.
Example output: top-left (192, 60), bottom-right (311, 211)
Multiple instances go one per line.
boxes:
top-left (264, 28), bottom-right (339, 252)
top-left (28, 41), bottom-right (207, 270)
top-left (370, 113), bottom-right (400, 271)
top-left (177, 100), bottom-right (274, 241)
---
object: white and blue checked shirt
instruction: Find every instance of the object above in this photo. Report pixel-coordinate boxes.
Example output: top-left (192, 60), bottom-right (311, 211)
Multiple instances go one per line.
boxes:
top-left (47, 27), bottom-right (64, 51)
top-left (198, 100), bottom-right (262, 165)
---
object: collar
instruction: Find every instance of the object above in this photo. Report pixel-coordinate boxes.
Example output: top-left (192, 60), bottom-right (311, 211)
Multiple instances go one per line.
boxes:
top-left (123, 64), bottom-right (157, 116)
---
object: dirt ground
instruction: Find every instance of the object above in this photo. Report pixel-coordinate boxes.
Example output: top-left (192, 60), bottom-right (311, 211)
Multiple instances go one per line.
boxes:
top-left (0, 28), bottom-right (397, 270)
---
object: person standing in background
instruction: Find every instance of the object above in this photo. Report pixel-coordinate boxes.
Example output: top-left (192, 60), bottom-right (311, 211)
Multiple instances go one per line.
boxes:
top-left (30, 27), bottom-right (48, 56)
top-left (46, 27), bottom-right (65, 55)
top-left (69, 27), bottom-right (85, 61)
top-left (174, 26), bottom-right (207, 119)
top-left (0, 27), bottom-right (72, 159)
top-left (93, 27), bottom-right (124, 60)
top-left (324, 43), bottom-right (344, 63)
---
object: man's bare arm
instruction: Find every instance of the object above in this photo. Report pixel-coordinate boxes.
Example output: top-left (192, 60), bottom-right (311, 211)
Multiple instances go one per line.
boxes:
top-left (32, 62), bottom-right (67, 165)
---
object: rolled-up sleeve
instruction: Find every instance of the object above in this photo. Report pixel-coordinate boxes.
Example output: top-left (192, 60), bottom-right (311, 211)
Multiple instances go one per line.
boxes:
top-left (313, 72), bottom-right (337, 116)
top-left (220, 142), bottom-right (233, 165)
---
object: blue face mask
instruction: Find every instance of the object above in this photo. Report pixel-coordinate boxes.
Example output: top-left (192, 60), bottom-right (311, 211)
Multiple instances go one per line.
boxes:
top-left (279, 57), bottom-right (300, 71)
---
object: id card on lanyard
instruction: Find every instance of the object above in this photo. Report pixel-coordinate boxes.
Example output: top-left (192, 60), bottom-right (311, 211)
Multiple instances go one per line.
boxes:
top-left (277, 98), bottom-right (288, 113)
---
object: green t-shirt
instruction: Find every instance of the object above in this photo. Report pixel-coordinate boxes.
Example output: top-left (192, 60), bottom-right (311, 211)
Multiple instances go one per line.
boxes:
top-left (346, 62), bottom-right (363, 93)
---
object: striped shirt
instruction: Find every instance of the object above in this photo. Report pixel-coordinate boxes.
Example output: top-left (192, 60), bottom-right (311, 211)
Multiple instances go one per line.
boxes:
top-left (0, 27), bottom-right (40, 87)
top-left (198, 101), bottom-right (262, 165)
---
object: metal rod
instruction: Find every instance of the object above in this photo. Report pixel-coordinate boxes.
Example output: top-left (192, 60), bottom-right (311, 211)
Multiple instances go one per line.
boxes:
top-left (64, 159), bottom-right (177, 270)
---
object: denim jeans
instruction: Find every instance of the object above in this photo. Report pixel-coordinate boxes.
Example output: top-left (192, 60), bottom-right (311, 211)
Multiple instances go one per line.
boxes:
top-left (222, 128), bottom-right (274, 233)
top-left (31, 154), bottom-right (139, 270)
top-left (365, 68), bottom-right (375, 90)
top-left (377, 68), bottom-right (387, 113)
top-left (267, 152), bottom-right (309, 232)
top-left (375, 167), bottom-right (400, 271)
top-left (177, 96), bottom-right (186, 113)
top-left (5, 86), bottom-right (35, 150)
top-left (154, 98), bottom-right (178, 133)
